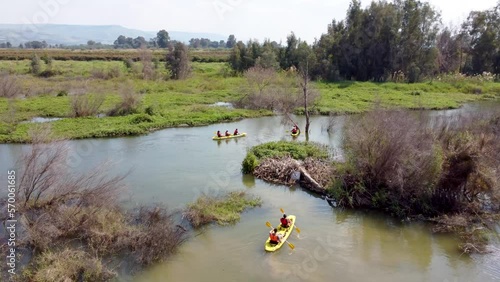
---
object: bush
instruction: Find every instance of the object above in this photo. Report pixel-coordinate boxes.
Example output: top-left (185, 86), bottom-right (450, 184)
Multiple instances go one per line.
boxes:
top-left (184, 191), bottom-right (262, 228)
top-left (9, 131), bottom-right (189, 277)
top-left (123, 58), bottom-right (134, 69)
top-left (339, 110), bottom-right (444, 216)
top-left (91, 67), bottom-right (121, 80)
top-left (107, 84), bottom-right (142, 116)
top-left (335, 109), bottom-right (500, 218)
top-left (241, 153), bottom-right (258, 174)
top-left (144, 105), bottom-right (157, 116)
top-left (70, 94), bottom-right (105, 117)
top-left (132, 206), bottom-right (187, 266)
top-left (0, 74), bottom-right (21, 98)
top-left (26, 249), bottom-right (116, 282)
top-left (30, 54), bottom-right (41, 75)
top-left (56, 90), bottom-right (68, 97)
top-left (130, 114), bottom-right (154, 124)
top-left (38, 69), bottom-right (61, 78)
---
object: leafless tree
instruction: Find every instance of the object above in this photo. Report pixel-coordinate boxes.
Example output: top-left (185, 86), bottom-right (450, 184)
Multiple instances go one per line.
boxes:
top-left (166, 42), bottom-right (191, 80)
top-left (238, 66), bottom-right (300, 112)
top-left (297, 63), bottom-right (319, 140)
top-left (139, 47), bottom-right (155, 80)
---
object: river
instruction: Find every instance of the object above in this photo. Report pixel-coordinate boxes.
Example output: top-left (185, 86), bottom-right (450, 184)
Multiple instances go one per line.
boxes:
top-left (0, 101), bottom-right (499, 281)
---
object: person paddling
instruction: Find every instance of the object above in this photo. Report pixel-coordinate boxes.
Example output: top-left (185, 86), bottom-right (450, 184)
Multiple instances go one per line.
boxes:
top-left (225, 130), bottom-right (231, 137)
top-left (269, 228), bottom-right (281, 245)
top-left (217, 130), bottom-right (222, 137)
top-left (291, 125), bottom-right (298, 134)
top-left (280, 214), bottom-right (291, 229)
top-left (233, 128), bottom-right (239, 136)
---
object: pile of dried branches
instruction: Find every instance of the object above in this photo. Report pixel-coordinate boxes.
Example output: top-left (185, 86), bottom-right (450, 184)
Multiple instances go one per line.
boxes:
top-left (253, 156), bottom-right (334, 192)
top-left (253, 156), bottom-right (301, 186)
top-left (302, 157), bottom-right (335, 188)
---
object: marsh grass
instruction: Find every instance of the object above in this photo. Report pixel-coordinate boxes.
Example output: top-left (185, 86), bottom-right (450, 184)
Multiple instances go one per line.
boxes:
top-left (250, 141), bottom-right (329, 160)
top-left (22, 249), bottom-right (116, 282)
top-left (0, 61), bottom-right (497, 142)
top-left (184, 191), bottom-right (262, 227)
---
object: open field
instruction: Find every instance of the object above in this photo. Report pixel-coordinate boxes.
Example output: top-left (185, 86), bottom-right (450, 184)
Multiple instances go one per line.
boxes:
top-left (0, 60), bottom-right (498, 143)
top-left (0, 48), bottom-right (231, 62)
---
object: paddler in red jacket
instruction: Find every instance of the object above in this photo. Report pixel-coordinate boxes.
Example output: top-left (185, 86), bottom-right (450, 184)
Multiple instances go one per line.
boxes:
top-left (280, 214), bottom-right (291, 229)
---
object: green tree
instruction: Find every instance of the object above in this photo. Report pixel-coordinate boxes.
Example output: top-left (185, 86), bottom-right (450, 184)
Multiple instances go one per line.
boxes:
top-left (226, 34), bottom-right (236, 48)
top-left (157, 30), bottom-right (170, 49)
top-left (436, 28), bottom-right (461, 73)
top-left (462, 3), bottom-right (500, 74)
top-left (282, 32), bottom-right (299, 69)
top-left (256, 41), bottom-right (279, 70)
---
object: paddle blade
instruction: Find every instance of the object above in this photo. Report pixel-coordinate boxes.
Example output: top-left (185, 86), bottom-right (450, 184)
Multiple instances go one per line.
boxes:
top-left (286, 241), bottom-right (295, 250)
top-left (266, 221), bottom-right (272, 228)
top-left (280, 208), bottom-right (285, 214)
top-left (295, 226), bottom-right (301, 233)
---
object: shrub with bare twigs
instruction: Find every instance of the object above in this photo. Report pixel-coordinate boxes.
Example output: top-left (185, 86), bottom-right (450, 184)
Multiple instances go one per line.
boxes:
top-left (0, 74), bottom-right (21, 98)
top-left (0, 127), bottom-right (188, 280)
top-left (70, 93), bottom-right (105, 117)
top-left (330, 109), bottom-right (500, 253)
top-left (237, 66), bottom-right (300, 112)
top-left (107, 83), bottom-right (142, 116)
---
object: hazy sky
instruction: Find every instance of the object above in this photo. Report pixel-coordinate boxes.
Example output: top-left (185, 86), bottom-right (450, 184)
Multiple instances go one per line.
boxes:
top-left (0, 0), bottom-right (497, 42)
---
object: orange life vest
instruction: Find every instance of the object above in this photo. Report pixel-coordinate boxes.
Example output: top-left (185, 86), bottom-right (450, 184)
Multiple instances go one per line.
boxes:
top-left (269, 232), bottom-right (279, 242)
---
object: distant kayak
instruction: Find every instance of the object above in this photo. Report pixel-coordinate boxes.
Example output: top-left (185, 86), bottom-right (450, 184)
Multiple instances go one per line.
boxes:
top-left (212, 133), bottom-right (247, 140)
top-left (291, 129), bottom-right (300, 137)
top-left (265, 215), bottom-right (296, 252)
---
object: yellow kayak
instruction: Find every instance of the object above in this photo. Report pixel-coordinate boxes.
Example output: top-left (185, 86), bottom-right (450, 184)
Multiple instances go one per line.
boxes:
top-left (291, 129), bottom-right (300, 137)
top-left (212, 133), bottom-right (246, 140)
top-left (265, 215), bottom-right (296, 252)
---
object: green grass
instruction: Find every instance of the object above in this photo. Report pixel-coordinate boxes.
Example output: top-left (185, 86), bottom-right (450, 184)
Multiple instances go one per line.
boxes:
top-left (314, 80), bottom-right (500, 114)
top-left (0, 60), bottom-right (498, 143)
top-left (242, 141), bottom-right (329, 174)
top-left (250, 141), bottom-right (329, 160)
top-left (184, 191), bottom-right (262, 227)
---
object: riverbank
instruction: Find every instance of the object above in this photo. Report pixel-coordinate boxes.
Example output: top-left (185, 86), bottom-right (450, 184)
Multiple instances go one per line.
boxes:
top-left (0, 61), bottom-right (499, 143)
top-left (0, 128), bottom-right (262, 281)
top-left (242, 108), bottom-right (500, 254)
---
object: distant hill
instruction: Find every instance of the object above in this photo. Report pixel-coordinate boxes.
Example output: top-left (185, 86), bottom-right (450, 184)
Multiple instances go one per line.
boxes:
top-left (0, 24), bottom-right (226, 45)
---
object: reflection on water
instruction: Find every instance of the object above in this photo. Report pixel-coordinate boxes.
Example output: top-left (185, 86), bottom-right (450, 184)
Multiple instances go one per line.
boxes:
top-left (1, 101), bottom-right (499, 281)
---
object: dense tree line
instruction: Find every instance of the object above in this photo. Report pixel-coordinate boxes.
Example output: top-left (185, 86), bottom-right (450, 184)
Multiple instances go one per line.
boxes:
top-left (113, 29), bottom-right (171, 49)
top-left (188, 38), bottom-right (225, 49)
top-left (0, 42), bottom-right (12, 48)
top-left (184, 34), bottom-right (239, 49)
top-left (229, 0), bottom-right (500, 82)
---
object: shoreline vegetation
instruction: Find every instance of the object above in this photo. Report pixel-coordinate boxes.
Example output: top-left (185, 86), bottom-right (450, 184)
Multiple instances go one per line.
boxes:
top-left (0, 58), bottom-right (498, 143)
top-left (242, 109), bottom-right (500, 254)
top-left (0, 128), bottom-right (261, 281)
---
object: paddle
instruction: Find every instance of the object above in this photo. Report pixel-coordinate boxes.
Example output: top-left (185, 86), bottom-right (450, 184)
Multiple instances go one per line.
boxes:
top-left (265, 221), bottom-right (295, 250)
top-left (280, 208), bottom-right (301, 233)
